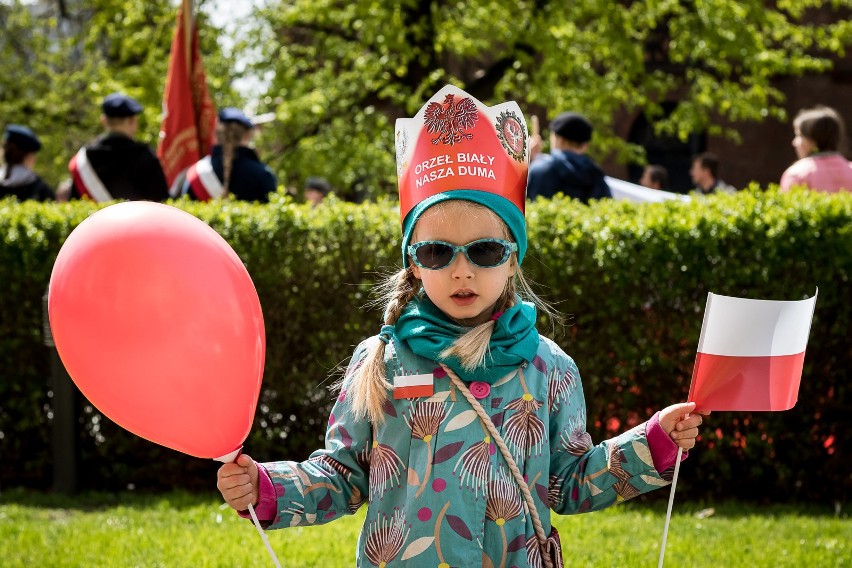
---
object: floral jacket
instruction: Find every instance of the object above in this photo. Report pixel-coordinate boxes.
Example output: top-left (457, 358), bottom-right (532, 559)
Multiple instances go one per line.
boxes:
top-left (253, 334), bottom-right (679, 567)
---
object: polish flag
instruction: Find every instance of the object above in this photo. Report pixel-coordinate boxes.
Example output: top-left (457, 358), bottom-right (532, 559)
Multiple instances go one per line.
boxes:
top-left (688, 290), bottom-right (817, 411)
top-left (393, 373), bottom-right (434, 399)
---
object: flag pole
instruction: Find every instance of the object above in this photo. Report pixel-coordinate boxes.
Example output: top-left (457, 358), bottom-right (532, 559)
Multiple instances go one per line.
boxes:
top-left (657, 445), bottom-right (684, 568)
top-left (182, 0), bottom-right (192, 72)
top-left (660, 298), bottom-right (706, 568)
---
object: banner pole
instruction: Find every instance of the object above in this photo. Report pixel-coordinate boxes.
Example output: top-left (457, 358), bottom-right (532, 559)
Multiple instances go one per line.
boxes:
top-left (657, 446), bottom-right (684, 568)
top-left (182, 0), bottom-right (192, 71)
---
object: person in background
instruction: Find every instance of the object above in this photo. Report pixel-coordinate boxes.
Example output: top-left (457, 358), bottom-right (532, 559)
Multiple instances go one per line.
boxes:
top-left (780, 105), bottom-right (852, 193)
top-left (181, 108), bottom-right (277, 203)
top-left (304, 176), bottom-right (330, 206)
top-left (65, 93), bottom-right (169, 202)
top-left (639, 164), bottom-right (669, 191)
top-left (527, 111), bottom-right (611, 202)
top-left (689, 152), bottom-right (736, 195)
top-left (0, 125), bottom-right (54, 201)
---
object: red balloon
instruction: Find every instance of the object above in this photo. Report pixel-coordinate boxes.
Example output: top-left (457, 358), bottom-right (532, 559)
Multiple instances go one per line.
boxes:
top-left (49, 202), bottom-right (265, 460)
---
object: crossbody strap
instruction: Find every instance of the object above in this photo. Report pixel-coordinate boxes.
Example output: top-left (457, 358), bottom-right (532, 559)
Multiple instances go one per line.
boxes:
top-left (441, 364), bottom-right (554, 568)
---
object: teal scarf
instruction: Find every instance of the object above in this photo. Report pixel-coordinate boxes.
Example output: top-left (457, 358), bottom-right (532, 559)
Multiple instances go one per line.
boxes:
top-left (391, 295), bottom-right (540, 384)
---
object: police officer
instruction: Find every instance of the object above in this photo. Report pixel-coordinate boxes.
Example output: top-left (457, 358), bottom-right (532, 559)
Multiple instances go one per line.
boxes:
top-left (180, 108), bottom-right (277, 202)
top-left (1, 125), bottom-right (55, 202)
top-left (67, 93), bottom-right (169, 201)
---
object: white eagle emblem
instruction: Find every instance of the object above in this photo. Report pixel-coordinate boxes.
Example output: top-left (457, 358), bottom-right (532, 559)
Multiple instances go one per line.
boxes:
top-left (423, 94), bottom-right (479, 146)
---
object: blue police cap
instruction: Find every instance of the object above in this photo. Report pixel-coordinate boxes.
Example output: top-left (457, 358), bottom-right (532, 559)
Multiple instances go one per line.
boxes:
top-left (218, 107), bottom-right (254, 129)
top-left (101, 93), bottom-right (143, 117)
top-left (3, 124), bottom-right (42, 153)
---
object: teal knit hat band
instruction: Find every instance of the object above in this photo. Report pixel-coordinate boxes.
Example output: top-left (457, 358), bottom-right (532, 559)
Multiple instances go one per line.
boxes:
top-left (401, 190), bottom-right (527, 268)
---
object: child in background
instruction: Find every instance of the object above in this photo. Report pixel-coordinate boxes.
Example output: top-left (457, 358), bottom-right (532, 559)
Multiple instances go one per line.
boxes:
top-left (217, 85), bottom-right (708, 567)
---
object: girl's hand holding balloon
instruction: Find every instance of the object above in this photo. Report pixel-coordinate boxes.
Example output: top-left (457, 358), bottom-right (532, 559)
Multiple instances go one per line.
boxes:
top-left (217, 454), bottom-right (260, 512)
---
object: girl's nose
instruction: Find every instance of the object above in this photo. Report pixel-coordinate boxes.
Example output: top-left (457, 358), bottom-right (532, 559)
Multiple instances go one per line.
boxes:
top-left (450, 252), bottom-right (474, 278)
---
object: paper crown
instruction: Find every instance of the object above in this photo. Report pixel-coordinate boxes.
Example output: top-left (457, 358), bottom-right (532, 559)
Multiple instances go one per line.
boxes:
top-left (395, 85), bottom-right (529, 223)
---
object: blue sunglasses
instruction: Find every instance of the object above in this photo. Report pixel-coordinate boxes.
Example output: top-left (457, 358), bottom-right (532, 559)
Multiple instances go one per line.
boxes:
top-left (407, 238), bottom-right (518, 270)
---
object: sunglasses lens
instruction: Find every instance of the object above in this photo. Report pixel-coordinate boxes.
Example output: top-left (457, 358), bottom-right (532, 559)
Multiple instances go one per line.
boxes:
top-left (415, 243), bottom-right (455, 269)
top-left (467, 240), bottom-right (507, 267)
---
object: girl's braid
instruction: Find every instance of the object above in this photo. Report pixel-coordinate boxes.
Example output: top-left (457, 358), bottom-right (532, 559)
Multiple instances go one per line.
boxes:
top-left (348, 268), bottom-right (421, 424)
top-left (220, 122), bottom-right (247, 195)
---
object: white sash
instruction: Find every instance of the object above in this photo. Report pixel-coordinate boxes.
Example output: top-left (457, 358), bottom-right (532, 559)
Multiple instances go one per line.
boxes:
top-left (73, 148), bottom-right (113, 202)
top-left (190, 156), bottom-right (226, 199)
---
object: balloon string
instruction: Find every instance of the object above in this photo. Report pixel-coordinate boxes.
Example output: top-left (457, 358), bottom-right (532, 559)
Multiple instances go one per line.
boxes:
top-left (247, 502), bottom-right (282, 568)
top-left (658, 446), bottom-right (684, 568)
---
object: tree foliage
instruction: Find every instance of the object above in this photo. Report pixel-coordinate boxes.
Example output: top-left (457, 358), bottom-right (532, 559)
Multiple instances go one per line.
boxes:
top-left (0, 0), bottom-right (238, 187)
top-left (246, 0), bottom-right (852, 198)
top-left (3, 1), bottom-right (852, 197)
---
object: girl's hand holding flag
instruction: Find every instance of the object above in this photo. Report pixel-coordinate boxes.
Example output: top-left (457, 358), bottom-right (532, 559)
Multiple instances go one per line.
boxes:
top-left (658, 402), bottom-right (710, 451)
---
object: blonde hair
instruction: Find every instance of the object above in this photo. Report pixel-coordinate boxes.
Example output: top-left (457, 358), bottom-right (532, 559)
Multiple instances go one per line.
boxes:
top-left (216, 121), bottom-right (250, 193)
top-left (343, 201), bottom-right (559, 424)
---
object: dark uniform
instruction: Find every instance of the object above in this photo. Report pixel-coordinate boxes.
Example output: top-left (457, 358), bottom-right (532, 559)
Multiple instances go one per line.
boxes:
top-left (181, 108), bottom-right (277, 203)
top-left (0, 168), bottom-right (54, 201)
top-left (1, 125), bottom-right (55, 202)
top-left (182, 145), bottom-right (277, 202)
top-left (70, 133), bottom-right (170, 201)
top-left (69, 93), bottom-right (169, 201)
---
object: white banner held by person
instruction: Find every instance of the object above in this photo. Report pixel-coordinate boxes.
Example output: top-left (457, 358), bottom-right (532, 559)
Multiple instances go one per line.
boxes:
top-left (605, 176), bottom-right (691, 203)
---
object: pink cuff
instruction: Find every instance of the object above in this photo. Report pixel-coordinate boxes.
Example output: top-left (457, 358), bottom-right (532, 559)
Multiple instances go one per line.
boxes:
top-left (646, 412), bottom-right (687, 473)
top-left (237, 463), bottom-right (276, 522)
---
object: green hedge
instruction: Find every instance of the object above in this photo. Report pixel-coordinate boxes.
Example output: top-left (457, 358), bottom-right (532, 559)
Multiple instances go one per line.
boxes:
top-left (1, 189), bottom-right (849, 503)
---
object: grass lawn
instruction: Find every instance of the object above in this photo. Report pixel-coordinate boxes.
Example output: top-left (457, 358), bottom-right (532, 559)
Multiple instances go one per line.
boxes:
top-left (0, 489), bottom-right (847, 567)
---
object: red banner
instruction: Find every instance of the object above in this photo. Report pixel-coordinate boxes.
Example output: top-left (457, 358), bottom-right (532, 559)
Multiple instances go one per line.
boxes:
top-left (157, 3), bottom-right (216, 190)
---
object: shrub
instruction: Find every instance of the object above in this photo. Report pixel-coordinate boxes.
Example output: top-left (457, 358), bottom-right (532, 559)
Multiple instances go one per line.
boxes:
top-left (0, 188), bottom-right (848, 503)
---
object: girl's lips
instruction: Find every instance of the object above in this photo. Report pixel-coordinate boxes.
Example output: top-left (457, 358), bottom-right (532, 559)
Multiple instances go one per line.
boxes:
top-left (451, 291), bottom-right (477, 306)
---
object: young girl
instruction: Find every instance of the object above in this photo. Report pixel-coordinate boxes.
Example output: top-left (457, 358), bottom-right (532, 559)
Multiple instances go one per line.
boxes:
top-left (217, 85), bottom-right (708, 567)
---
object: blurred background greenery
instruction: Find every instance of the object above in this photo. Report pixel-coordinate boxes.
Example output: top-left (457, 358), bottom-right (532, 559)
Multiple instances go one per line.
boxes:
top-left (3, 0), bottom-right (852, 197)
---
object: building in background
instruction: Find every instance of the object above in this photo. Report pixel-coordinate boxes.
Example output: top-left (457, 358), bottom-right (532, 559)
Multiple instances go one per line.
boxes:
top-left (606, 8), bottom-right (852, 193)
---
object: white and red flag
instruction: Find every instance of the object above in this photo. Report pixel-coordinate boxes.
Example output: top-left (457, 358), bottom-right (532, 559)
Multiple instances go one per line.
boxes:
top-left (660, 289), bottom-right (817, 567)
top-left (688, 290), bottom-right (818, 411)
top-left (393, 373), bottom-right (434, 399)
top-left (157, 0), bottom-right (216, 192)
